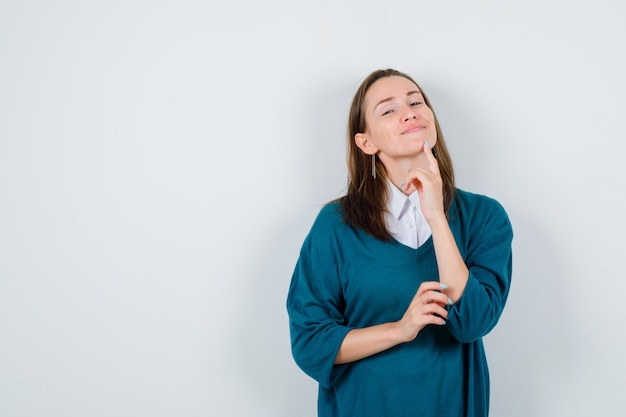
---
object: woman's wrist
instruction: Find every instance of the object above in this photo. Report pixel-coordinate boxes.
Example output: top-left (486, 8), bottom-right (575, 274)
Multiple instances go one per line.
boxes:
top-left (426, 212), bottom-right (448, 230)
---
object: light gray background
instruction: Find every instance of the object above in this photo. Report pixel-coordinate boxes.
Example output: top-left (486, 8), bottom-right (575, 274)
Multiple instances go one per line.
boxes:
top-left (1, 1), bottom-right (625, 416)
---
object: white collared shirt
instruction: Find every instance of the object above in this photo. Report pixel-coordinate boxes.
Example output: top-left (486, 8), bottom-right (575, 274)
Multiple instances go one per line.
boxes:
top-left (384, 179), bottom-right (432, 249)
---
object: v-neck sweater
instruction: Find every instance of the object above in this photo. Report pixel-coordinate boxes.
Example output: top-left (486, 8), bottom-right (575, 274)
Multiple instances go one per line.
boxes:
top-left (287, 188), bottom-right (513, 417)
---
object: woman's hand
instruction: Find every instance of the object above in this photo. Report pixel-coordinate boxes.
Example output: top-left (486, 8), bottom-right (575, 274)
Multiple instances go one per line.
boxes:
top-left (402, 141), bottom-right (445, 223)
top-left (394, 281), bottom-right (450, 343)
top-left (334, 281), bottom-right (450, 364)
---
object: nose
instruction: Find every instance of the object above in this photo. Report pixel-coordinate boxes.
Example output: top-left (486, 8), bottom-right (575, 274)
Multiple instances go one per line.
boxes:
top-left (403, 110), bottom-right (417, 122)
top-left (402, 106), bottom-right (417, 122)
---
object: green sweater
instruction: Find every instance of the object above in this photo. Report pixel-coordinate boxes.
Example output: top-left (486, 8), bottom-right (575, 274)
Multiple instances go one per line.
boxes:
top-left (287, 189), bottom-right (513, 417)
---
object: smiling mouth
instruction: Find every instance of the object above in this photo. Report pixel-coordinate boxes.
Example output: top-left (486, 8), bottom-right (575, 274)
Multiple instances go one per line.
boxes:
top-left (402, 125), bottom-right (425, 134)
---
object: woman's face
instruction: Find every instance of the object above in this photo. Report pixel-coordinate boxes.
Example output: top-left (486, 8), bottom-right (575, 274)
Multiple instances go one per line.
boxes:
top-left (357, 76), bottom-right (437, 162)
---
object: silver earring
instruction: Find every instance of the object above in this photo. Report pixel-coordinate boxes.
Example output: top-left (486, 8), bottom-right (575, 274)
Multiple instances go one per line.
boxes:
top-left (371, 154), bottom-right (376, 178)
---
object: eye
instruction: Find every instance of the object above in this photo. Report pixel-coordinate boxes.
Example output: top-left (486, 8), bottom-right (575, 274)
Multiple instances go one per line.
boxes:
top-left (381, 109), bottom-right (394, 116)
top-left (410, 101), bottom-right (422, 106)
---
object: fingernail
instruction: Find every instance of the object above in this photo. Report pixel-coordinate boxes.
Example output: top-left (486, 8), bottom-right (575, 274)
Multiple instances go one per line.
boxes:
top-left (425, 141), bottom-right (430, 148)
top-left (440, 283), bottom-right (448, 289)
top-left (447, 297), bottom-right (453, 306)
top-left (442, 319), bottom-right (446, 325)
top-left (400, 181), bottom-right (404, 187)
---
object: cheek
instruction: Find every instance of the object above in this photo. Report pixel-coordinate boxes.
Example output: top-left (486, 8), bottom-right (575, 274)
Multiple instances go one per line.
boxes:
top-left (429, 127), bottom-right (438, 147)
top-left (424, 110), bottom-right (438, 144)
top-left (365, 120), bottom-right (389, 143)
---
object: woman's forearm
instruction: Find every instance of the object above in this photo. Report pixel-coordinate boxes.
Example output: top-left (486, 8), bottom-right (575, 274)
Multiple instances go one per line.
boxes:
top-left (334, 280), bottom-right (451, 364)
top-left (334, 322), bottom-right (403, 364)
top-left (429, 216), bottom-right (469, 303)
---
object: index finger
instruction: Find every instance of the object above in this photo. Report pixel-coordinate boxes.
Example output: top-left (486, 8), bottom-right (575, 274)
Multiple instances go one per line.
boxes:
top-left (423, 141), bottom-right (439, 171)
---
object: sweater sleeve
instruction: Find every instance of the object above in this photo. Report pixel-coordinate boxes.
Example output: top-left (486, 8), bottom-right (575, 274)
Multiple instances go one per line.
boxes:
top-left (286, 232), bottom-right (352, 389)
top-left (445, 198), bottom-right (514, 343)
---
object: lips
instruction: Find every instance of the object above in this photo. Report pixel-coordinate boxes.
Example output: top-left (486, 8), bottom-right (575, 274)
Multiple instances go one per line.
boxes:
top-left (402, 125), bottom-right (426, 135)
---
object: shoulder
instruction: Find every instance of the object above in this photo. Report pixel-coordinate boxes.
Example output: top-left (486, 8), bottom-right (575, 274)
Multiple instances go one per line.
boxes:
top-left (303, 200), bottom-right (351, 245)
top-left (311, 200), bottom-right (345, 230)
top-left (452, 189), bottom-right (508, 218)
top-left (451, 189), bottom-right (513, 238)
top-left (296, 200), bottom-right (358, 266)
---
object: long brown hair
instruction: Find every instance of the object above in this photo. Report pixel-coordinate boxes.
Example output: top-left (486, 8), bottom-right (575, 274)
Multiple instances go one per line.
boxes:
top-left (340, 69), bottom-right (456, 240)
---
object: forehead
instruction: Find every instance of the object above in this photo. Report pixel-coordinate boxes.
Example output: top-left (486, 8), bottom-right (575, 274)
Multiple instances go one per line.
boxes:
top-left (365, 76), bottom-right (420, 104)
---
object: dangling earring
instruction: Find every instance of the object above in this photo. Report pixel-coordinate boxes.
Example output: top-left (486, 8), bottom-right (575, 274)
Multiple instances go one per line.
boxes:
top-left (371, 154), bottom-right (377, 178)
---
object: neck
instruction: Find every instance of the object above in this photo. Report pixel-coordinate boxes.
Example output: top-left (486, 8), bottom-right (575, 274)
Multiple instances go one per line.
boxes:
top-left (382, 153), bottom-right (429, 195)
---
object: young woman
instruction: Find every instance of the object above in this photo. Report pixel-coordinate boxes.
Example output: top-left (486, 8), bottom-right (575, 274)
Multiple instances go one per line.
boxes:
top-left (287, 68), bottom-right (513, 417)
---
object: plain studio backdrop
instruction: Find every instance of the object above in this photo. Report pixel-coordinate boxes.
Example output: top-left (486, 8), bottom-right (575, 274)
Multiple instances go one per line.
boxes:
top-left (1, 0), bottom-right (625, 416)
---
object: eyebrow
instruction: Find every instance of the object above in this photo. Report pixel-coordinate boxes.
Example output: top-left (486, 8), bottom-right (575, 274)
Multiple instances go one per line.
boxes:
top-left (373, 90), bottom-right (422, 111)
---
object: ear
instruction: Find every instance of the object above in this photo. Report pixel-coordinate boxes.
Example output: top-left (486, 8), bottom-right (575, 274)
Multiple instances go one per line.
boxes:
top-left (355, 133), bottom-right (378, 155)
